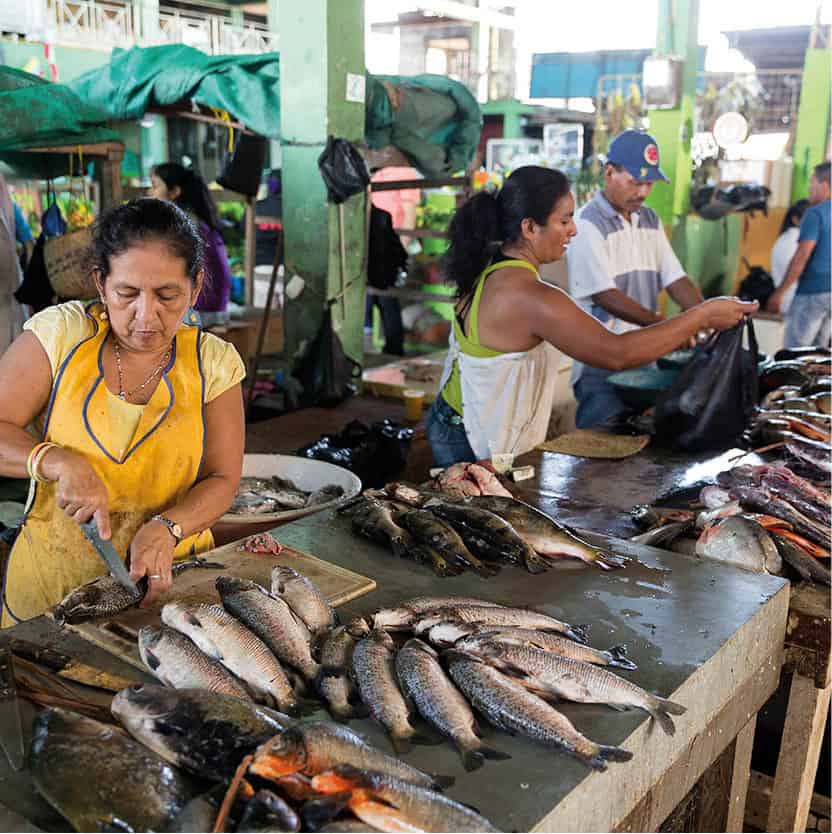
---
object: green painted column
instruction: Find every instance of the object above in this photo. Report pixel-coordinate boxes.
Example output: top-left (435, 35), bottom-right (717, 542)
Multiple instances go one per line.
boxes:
top-left (645, 0), bottom-right (699, 226)
top-left (791, 48), bottom-right (832, 203)
top-left (279, 0), bottom-right (366, 371)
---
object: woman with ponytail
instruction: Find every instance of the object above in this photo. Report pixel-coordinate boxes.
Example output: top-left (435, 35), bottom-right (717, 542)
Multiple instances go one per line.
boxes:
top-left (151, 163), bottom-right (232, 317)
top-left (427, 166), bottom-right (758, 466)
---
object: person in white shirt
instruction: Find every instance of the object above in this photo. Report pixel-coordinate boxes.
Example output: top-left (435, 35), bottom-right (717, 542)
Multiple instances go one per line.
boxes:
top-left (567, 130), bottom-right (704, 428)
top-left (769, 199), bottom-right (809, 315)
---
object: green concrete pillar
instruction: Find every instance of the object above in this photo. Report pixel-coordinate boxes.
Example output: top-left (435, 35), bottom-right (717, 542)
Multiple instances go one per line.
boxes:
top-left (279, 0), bottom-right (366, 371)
top-left (645, 0), bottom-right (699, 226)
top-left (791, 48), bottom-right (832, 203)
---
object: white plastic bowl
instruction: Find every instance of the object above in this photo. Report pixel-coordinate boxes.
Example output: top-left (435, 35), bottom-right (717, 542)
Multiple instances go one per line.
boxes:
top-left (221, 453), bottom-right (362, 524)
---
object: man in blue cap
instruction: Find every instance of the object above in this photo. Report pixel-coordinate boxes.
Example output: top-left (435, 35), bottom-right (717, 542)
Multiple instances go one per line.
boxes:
top-left (567, 129), bottom-right (704, 428)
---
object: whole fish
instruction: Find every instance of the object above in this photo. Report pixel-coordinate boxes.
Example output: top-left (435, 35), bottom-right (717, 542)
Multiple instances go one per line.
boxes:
top-left (404, 539), bottom-right (467, 577)
top-left (351, 497), bottom-right (413, 558)
top-left (351, 629), bottom-right (418, 753)
top-left (271, 566), bottom-right (336, 635)
top-left (398, 510), bottom-right (500, 577)
top-left (315, 619), bottom-right (370, 720)
top-left (630, 504), bottom-right (697, 528)
top-left (785, 435), bottom-right (832, 476)
top-left (425, 501), bottom-right (549, 574)
top-left (138, 625), bottom-right (252, 699)
top-left (249, 720), bottom-right (449, 790)
top-left (466, 642), bottom-right (685, 736)
top-left (111, 683), bottom-right (291, 782)
top-left (52, 556), bottom-right (225, 624)
top-left (760, 466), bottom-right (831, 510)
top-left (306, 485), bottom-right (345, 507)
top-left (237, 789), bottom-right (300, 833)
top-left (469, 496), bottom-right (622, 570)
top-left (412, 605), bottom-right (589, 644)
top-left (373, 596), bottom-right (507, 631)
top-left (311, 765), bottom-right (501, 833)
top-left (445, 652), bottom-right (632, 771)
top-left (450, 626), bottom-right (637, 670)
top-left (31, 707), bottom-right (194, 832)
top-left (161, 601), bottom-right (297, 713)
top-left (216, 576), bottom-right (319, 680)
top-left (695, 517), bottom-right (782, 575)
top-left (731, 485), bottom-right (831, 549)
top-left (771, 533), bottom-right (831, 586)
top-left (630, 521), bottom-right (695, 548)
top-left (773, 528), bottom-right (830, 560)
top-left (395, 639), bottom-right (510, 771)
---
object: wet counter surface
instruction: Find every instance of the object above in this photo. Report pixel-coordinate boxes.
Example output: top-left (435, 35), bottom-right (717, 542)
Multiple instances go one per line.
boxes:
top-left (0, 446), bottom-right (789, 832)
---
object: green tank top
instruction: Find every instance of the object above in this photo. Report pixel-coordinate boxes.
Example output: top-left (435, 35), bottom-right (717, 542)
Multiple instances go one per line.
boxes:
top-left (442, 258), bottom-right (538, 415)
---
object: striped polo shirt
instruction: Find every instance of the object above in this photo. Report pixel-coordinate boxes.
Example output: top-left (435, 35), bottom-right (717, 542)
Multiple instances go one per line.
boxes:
top-left (566, 191), bottom-right (685, 382)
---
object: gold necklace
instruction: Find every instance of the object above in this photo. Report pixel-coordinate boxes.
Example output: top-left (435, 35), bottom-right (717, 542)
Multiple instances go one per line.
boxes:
top-left (112, 338), bottom-right (171, 401)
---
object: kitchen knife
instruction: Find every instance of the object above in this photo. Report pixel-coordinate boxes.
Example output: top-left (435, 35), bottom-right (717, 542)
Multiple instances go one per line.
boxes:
top-left (79, 520), bottom-right (139, 595)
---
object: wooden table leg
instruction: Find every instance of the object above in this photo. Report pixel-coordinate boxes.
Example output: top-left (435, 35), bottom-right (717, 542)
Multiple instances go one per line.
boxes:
top-left (767, 673), bottom-right (832, 833)
top-left (726, 717), bottom-right (757, 832)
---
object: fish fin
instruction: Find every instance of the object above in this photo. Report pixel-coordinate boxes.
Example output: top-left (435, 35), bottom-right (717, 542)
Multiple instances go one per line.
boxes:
top-left (349, 799), bottom-right (415, 834)
top-left (596, 552), bottom-right (626, 571)
top-left (143, 648), bottom-right (161, 671)
top-left (390, 734), bottom-right (412, 755)
top-left (459, 740), bottom-right (510, 771)
top-left (608, 645), bottom-right (638, 671)
top-left (648, 696), bottom-right (685, 736)
top-left (654, 695), bottom-right (686, 715)
top-left (566, 624), bottom-right (589, 645)
top-left (429, 773), bottom-right (455, 790)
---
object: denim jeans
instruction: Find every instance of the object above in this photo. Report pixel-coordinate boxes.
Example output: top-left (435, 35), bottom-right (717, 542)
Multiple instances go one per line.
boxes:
top-left (573, 365), bottom-right (633, 429)
top-left (784, 292), bottom-right (831, 349)
top-left (426, 395), bottom-right (476, 467)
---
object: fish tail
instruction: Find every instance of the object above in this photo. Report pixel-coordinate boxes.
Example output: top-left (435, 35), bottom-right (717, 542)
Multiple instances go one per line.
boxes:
top-left (523, 551), bottom-right (550, 574)
top-left (430, 773), bottom-right (456, 790)
top-left (593, 745), bottom-right (634, 768)
top-left (608, 644), bottom-right (638, 670)
top-left (648, 696), bottom-right (686, 736)
top-left (458, 737), bottom-right (511, 772)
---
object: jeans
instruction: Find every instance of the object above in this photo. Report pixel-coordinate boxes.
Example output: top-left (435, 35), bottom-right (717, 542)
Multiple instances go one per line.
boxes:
top-left (573, 365), bottom-right (633, 429)
top-left (426, 395), bottom-right (476, 467)
top-left (365, 294), bottom-right (404, 356)
top-left (784, 292), bottom-right (832, 349)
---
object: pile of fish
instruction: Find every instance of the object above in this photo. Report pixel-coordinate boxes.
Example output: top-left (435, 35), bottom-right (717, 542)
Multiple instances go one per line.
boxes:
top-left (31, 687), bottom-right (499, 832)
top-left (344, 484), bottom-right (623, 578)
top-left (632, 462), bottom-right (830, 585)
top-left (427, 462), bottom-right (514, 498)
top-left (230, 475), bottom-right (345, 515)
top-left (751, 347), bottom-right (831, 478)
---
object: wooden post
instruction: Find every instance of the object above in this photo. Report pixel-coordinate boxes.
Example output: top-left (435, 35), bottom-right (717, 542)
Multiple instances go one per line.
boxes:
top-left (244, 195), bottom-right (256, 307)
top-left (767, 674), bottom-right (832, 833)
top-left (100, 143), bottom-right (124, 210)
top-left (726, 717), bottom-right (756, 832)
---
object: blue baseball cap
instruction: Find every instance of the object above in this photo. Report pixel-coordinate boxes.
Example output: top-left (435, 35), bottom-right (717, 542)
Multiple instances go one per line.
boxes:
top-left (606, 130), bottom-right (669, 182)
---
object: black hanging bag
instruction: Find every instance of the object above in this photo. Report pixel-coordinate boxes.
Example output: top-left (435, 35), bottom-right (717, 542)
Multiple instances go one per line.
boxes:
top-left (654, 317), bottom-right (759, 452)
top-left (217, 132), bottom-right (269, 197)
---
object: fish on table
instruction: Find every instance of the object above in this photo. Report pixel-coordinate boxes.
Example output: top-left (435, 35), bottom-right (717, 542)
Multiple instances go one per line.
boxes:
top-left (314, 618), bottom-right (370, 720)
top-left (270, 565), bottom-right (336, 635)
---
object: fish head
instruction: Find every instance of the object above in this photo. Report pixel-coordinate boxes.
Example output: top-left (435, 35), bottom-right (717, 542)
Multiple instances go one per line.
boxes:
top-left (160, 601), bottom-right (201, 633)
top-left (401, 637), bottom-right (438, 658)
top-left (270, 566), bottom-right (300, 593)
top-left (215, 576), bottom-right (259, 597)
top-left (137, 626), bottom-right (165, 671)
top-left (412, 613), bottom-right (445, 636)
top-left (345, 617), bottom-right (371, 638)
top-left (249, 728), bottom-right (307, 780)
top-left (111, 683), bottom-right (180, 725)
top-left (426, 621), bottom-right (475, 646)
top-left (52, 576), bottom-right (143, 625)
top-left (369, 629), bottom-right (396, 651)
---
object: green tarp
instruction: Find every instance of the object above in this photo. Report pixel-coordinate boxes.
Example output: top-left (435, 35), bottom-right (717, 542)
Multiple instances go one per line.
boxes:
top-left (68, 45), bottom-right (481, 178)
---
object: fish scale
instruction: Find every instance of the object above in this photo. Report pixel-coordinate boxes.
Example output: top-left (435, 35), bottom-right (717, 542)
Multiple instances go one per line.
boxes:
top-left (316, 623), bottom-right (366, 719)
top-left (270, 566), bottom-right (335, 635)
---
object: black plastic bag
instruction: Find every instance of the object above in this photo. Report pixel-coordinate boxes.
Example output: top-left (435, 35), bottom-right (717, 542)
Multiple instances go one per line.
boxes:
top-left (292, 302), bottom-right (361, 408)
top-left (317, 137), bottom-right (370, 204)
top-left (217, 132), bottom-right (269, 197)
top-left (737, 265), bottom-right (775, 307)
top-left (297, 419), bottom-right (413, 488)
top-left (654, 317), bottom-right (759, 453)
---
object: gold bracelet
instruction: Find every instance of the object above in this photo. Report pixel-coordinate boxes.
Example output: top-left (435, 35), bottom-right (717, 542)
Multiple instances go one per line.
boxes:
top-left (26, 442), bottom-right (52, 481)
top-left (30, 442), bottom-right (59, 483)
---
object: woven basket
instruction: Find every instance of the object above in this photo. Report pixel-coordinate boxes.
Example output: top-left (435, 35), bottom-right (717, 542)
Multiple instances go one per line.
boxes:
top-left (44, 228), bottom-right (96, 300)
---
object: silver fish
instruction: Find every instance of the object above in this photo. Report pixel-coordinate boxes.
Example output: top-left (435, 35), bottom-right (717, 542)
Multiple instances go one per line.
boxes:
top-left (112, 683), bottom-right (291, 782)
top-left (696, 517), bottom-right (782, 574)
top-left (306, 485), bottom-right (345, 507)
top-left (270, 566), bottom-right (336, 635)
top-left (315, 619), bottom-right (369, 720)
top-left (450, 626), bottom-right (637, 670)
top-left (468, 642), bottom-right (685, 736)
top-left (216, 576), bottom-right (320, 680)
top-left (161, 601), bottom-right (297, 713)
top-left (138, 625), bottom-right (251, 699)
top-left (395, 638), bottom-right (509, 771)
top-left (351, 629), bottom-right (417, 753)
top-left (412, 605), bottom-right (588, 644)
top-left (373, 596), bottom-right (507, 631)
top-left (249, 720), bottom-right (448, 790)
top-left (445, 651), bottom-right (632, 771)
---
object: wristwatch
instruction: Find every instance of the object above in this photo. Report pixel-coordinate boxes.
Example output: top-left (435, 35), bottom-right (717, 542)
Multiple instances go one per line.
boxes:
top-left (151, 514), bottom-right (183, 544)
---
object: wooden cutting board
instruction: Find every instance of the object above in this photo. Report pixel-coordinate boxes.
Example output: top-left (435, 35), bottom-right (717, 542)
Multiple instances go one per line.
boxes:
top-left (61, 540), bottom-right (376, 672)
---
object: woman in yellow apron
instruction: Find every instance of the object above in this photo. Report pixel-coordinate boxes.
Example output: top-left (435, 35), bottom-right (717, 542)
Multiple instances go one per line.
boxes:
top-left (428, 166), bottom-right (758, 466)
top-left (0, 198), bottom-right (245, 625)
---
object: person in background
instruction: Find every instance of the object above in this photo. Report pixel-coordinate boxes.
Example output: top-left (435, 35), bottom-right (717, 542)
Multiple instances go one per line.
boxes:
top-left (767, 162), bottom-right (831, 347)
top-left (566, 130), bottom-right (704, 429)
top-left (12, 202), bottom-right (34, 269)
top-left (255, 169), bottom-right (282, 267)
top-left (769, 199), bottom-right (809, 317)
top-left (150, 163), bottom-right (232, 318)
top-left (0, 175), bottom-right (24, 353)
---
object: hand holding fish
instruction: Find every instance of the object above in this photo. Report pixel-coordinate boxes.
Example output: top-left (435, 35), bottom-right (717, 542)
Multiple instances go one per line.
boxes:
top-left (699, 297), bottom-right (759, 331)
top-left (40, 447), bottom-right (112, 539)
top-left (129, 521), bottom-right (176, 606)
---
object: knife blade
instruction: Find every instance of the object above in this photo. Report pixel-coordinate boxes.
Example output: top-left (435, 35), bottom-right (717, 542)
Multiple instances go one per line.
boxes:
top-left (0, 649), bottom-right (25, 771)
top-left (79, 520), bottom-right (139, 595)
top-left (6, 639), bottom-right (137, 693)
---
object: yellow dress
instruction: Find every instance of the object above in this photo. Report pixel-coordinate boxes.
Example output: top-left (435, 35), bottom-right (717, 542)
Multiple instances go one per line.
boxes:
top-left (2, 301), bottom-right (244, 625)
